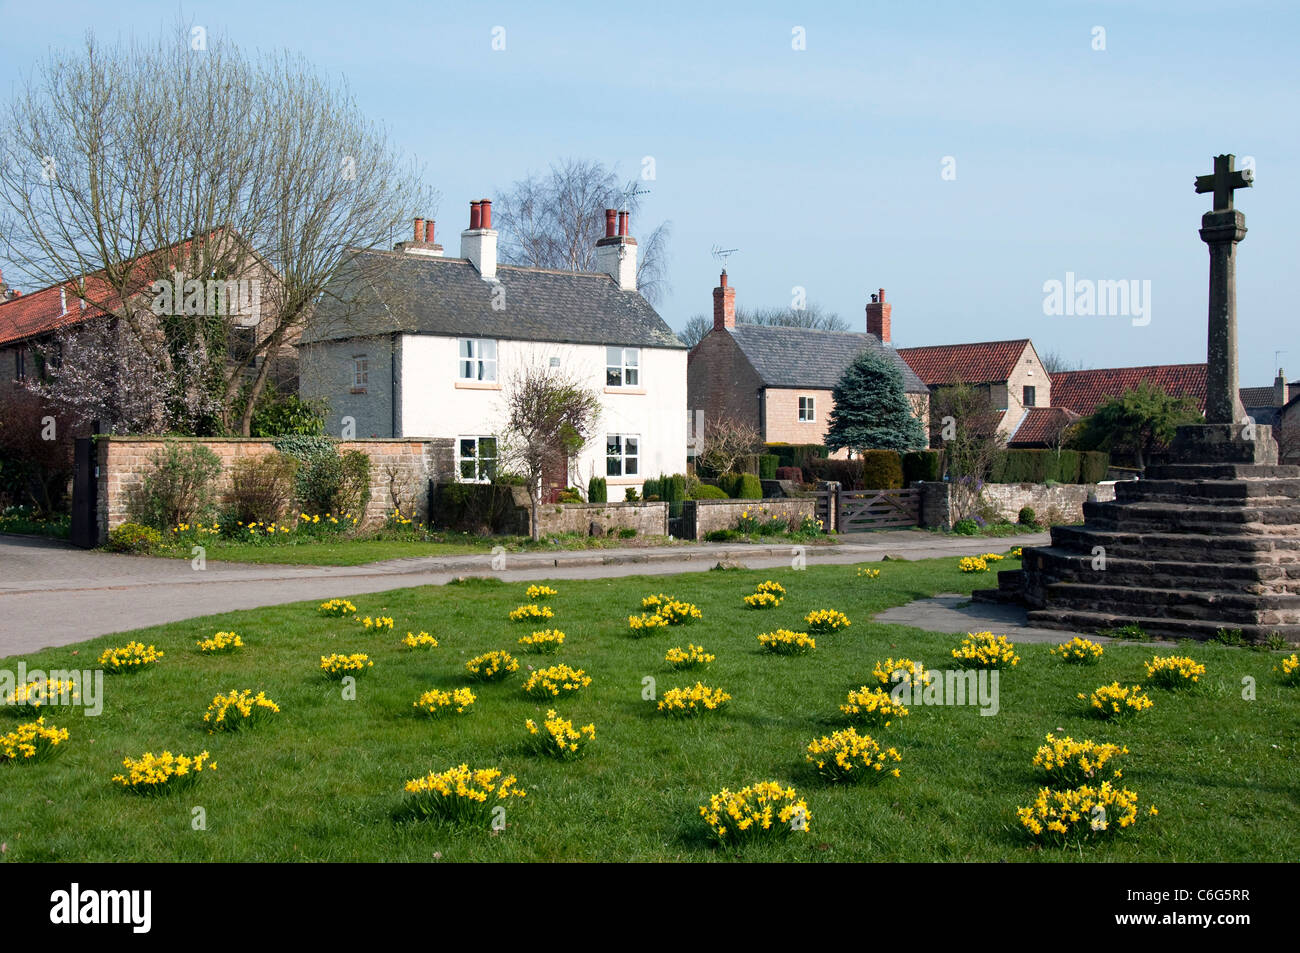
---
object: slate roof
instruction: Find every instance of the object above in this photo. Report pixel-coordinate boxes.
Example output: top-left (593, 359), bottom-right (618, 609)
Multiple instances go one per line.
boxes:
top-left (1050, 364), bottom-right (1207, 417)
top-left (725, 324), bottom-right (929, 394)
top-left (896, 339), bottom-right (1031, 386)
top-left (1006, 406), bottom-right (1082, 446)
top-left (1240, 385), bottom-right (1284, 407)
top-left (300, 250), bottom-right (683, 349)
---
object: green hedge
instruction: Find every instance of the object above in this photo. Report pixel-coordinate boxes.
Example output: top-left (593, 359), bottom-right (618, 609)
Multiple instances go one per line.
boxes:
top-left (990, 450), bottom-right (1110, 484)
top-left (692, 483), bottom-right (729, 499)
top-left (1080, 451), bottom-right (1110, 483)
top-left (764, 443), bottom-right (829, 470)
top-left (860, 450), bottom-right (904, 489)
top-left (588, 476), bottom-right (607, 503)
top-left (758, 454), bottom-right (778, 480)
top-left (902, 450), bottom-right (941, 485)
top-left (735, 473), bottom-right (763, 499)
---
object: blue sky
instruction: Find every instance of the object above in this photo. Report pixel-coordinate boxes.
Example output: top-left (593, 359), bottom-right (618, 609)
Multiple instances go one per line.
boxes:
top-left (2, 0), bottom-right (1296, 383)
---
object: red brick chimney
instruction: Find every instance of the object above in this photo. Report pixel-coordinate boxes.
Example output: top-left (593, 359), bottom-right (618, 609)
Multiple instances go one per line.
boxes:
top-left (413, 218), bottom-right (424, 243)
top-left (866, 288), bottom-right (891, 344)
top-left (713, 270), bottom-right (736, 331)
top-left (424, 220), bottom-right (435, 244)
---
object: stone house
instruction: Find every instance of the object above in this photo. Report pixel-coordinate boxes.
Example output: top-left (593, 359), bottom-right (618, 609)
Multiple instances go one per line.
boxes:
top-left (298, 202), bottom-right (688, 502)
top-left (686, 276), bottom-right (929, 456)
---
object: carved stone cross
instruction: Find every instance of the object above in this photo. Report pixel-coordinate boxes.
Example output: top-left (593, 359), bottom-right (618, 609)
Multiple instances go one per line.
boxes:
top-left (1195, 155), bottom-right (1251, 429)
top-left (1195, 153), bottom-right (1253, 211)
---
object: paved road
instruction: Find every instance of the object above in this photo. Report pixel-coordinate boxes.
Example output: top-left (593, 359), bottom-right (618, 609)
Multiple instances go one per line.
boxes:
top-left (0, 531), bottom-right (1049, 655)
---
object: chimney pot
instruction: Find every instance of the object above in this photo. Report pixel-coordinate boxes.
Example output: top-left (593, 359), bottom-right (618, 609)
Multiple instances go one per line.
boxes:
top-left (469, 201), bottom-right (482, 230)
top-left (878, 288), bottom-right (886, 302)
top-left (618, 211), bottom-right (629, 237)
top-left (866, 288), bottom-right (892, 344)
top-left (604, 209), bottom-right (617, 238)
top-left (414, 217), bottom-right (424, 244)
top-left (480, 199), bottom-right (492, 230)
top-left (425, 220), bottom-right (435, 244)
top-left (712, 270), bottom-right (736, 332)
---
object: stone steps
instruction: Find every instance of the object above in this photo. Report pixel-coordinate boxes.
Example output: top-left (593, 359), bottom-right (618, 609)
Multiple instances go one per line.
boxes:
top-left (1036, 581), bottom-right (1300, 625)
top-left (1081, 499), bottom-right (1300, 533)
top-left (1115, 478), bottom-right (1300, 505)
top-left (1145, 463), bottom-right (1300, 481)
top-left (1020, 546), bottom-right (1300, 594)
top-left (1024, 608), bottom-right (1300, 642)
top-left (1049, 526), bottom-right (1300, 562)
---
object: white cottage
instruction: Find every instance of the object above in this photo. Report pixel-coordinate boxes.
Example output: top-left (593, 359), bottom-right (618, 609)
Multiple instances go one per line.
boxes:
top-left (299, 201), bottom-right (687, 501)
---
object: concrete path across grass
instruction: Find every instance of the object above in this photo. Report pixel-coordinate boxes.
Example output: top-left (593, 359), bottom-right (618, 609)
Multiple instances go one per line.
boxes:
top-left (874, 593), bottom-right (1100, 644)
top-left (0, 530), bottom-right (1049, 654)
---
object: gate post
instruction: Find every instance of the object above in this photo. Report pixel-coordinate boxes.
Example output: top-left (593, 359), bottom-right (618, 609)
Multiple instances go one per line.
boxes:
top-left (826, 481), bottom-right (840, 533)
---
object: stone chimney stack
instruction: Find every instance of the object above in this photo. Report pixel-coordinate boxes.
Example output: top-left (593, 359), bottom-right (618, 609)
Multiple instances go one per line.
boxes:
top-left (712, 270), bottom-right (736, 331)
top-left (866, 288), bottom-right (891, 344)
top-left (595, 208), bottom-right (637, 291)
top-left (1276, 368), bottom-right (1290, 406)
top-left (460, 199), bottom-right (498, 279)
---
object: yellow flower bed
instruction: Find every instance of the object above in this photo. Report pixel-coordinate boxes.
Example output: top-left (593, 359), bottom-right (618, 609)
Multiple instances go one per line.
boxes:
top-left (1033, 734), bottom-right (1128, 786)
top-left (641, 593), bottom-right (672, 610)
top-left (699, 781), bottom-right (810, 843)
top-left (657, 682), bottom-right (731, 717)
top-left (754, 580), bottom-right (786, 597)
top-left (628, 613), bottom-right (671, 636)
top-left (354, 615), bottom-right (395, 631)
top-left (509, 604), bottom-right (555, 623)
top-left (522, 663), bottom-right (592, 699)
top-left (951, 631), bottom-right (1020, 668)
top-left (980, 552), bottom-right (1005, 562)
top-left (402, 764), bottom-right (526, 824)
top-left (1051, 637), bottom-right (1104, 665)
top-left (656, 600), bottom-right (702, 625)
top-left (113, 750), bottom-right (216, 795)
top-left (857, 567), bottom-right (881, 579)
top-left (1079, 682), bottom-right (1153, 719)
top-left (402, 631), bottom-right (439, 650)
top-left (202, 690), bottom-right (280, 732)
top-left (959, 556), bottom-right (989, 573)
top-left (525, 585), bottom-right (558, 600)
top-left (804, 609), bottom-right (850, 633)
top-left (517, 629), bottom-right (565, 654)
top-left (1276, 653), bottom-right (1300, 686)
top-left (2, 679), bottom-right (78, 714)
top-left (840, 686), bottom-right (909, 727)
top-left (525, 710), bottom-right (595, 759)
top-left (465, 650), bottom-right (519, 682)
top-left (806, 727), bottom-right (902, 783)
top-left (0, 717), bottom-right (69, 763)
top-left (872, 658), bottom-right (932, 690)
top-left (98, 641), bottom-right (164, 674)
top-left (1017, 782), bottom-right (1155, 842)
top-left (743, 591), bottom-right (782, 610)
top-left (320, 653), bottom-right (373, 677)
top-left (757, 629), bottom-right (816, 656)
top-left (196, 631), bottom-right (243, 654)
top-left (318, 598), bottom-right (357, 617)
top-left (413, 687), bottom-right (476, 716)
top-left (1144, 655), bottom-right (1205, 689)
top-left (665, 644), bottom-right (715, 670)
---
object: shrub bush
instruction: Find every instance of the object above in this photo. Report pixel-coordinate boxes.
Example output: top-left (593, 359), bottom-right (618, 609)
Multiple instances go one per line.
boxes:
top-left (952, 518), bottom-right (979, 535)
top-left (623, 487), bottom-right (640, 502)
top-left (859, 450), bottom-right (904, 489)
top-left (1018, 506), bottom-right (1038, 526)
top-left (775, 466), bottom-right (804, 483)
top-left (587, 476), bottom-right (607, 503)
top-left (807, 457), bottom-right (863, 490)
top-left (735, 473), bottom-right (763, 499)
top-left (1080, 451), bottom-right (1110, 483)
top-left (107, 522), bottom-right (163, 553)
top-left (127, 442), bottom-right (222, 529)
top-left (758, 454), bottom-right (778, 479)
top-left (902, 450), bottom-right (941, 485)
top-left (1055, 450), bottom-right (1081, 483)
top-left (556, 488), bottom-right (583, 503)
top-left (641, 477), bottom-right (659, 500)
top-left (618, 527), bottom-right (637, 539)
top-left (692, 483), bottom-right (729, 500)
top-left (764, 443), bottom-right (829, 471)
top-left (225, 453), bottom-right (298, 525)
top-left (338, 450), bottom-right (372, 515)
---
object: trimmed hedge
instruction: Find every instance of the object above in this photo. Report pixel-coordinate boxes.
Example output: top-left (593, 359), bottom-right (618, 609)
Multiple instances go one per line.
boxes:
top-left (860, 450), bottom-right (904, 490)
top-left (989, 449), bottom-right (1110, 484)
top-left (588, 476), bottom-right (607, 503)
top-left (735, 473), bottom-right (763, 499)
top-left (1080, 451), bottom-right (1109, 483)
top-left (775, 466), bottom-right (805, 483)
top-left (692, 483), bottom-right (729, 499)
top-left (902, 450), bottom-right (942, 485)
top-left (758, 454), bottom-right (778, 480)
top-left (764, 443), bottom-right (829, 470)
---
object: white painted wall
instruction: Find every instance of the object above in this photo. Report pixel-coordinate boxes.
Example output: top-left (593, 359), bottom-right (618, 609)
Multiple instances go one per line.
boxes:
top-left (400, 335), bottom-right (687, 500)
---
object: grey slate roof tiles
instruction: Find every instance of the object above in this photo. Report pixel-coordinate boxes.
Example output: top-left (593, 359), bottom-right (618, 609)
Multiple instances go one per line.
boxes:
top-left (726, 324), bottom-right (929, 394)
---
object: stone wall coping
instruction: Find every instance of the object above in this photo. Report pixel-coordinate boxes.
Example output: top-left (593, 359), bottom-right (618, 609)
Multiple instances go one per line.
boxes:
top-left (95, 436), bottom-right (434, 444)
top-left (554, 501), bottom-right (667, 510)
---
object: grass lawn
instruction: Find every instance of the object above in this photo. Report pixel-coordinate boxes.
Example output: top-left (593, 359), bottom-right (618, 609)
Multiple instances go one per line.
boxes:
top-left (1, 552), bottom-right (1295, 862)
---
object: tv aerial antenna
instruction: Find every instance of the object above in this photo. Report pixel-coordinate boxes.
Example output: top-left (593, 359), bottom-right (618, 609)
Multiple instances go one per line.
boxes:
top-left (621, 181), bottom-right (650, 210)
top-left (711, 244), bottom-right (739, 271)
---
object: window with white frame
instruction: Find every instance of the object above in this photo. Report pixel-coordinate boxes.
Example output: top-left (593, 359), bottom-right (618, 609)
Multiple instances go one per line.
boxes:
top-left (457, 436), bottom-right (497, 482)
top-left (351, 356), bottom-right (368, 391)
top-left (606, 346), bottom-right (640, 387)
top-left (606, 434), bottom-right (639, 476)
top-left (798, 396), bottom-right (815, 422)
top-left (458, 338), bottom-right (497, 382)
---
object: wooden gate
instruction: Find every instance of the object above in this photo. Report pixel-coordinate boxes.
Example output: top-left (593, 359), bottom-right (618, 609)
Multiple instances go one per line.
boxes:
top-left (70, 436), bottom-right (99, 548)
top-left (837, 488), bottom-right (919, 532)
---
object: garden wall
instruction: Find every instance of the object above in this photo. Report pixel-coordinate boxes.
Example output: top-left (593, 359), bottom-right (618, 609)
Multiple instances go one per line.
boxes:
top-left (428, 482), bottom-right (667, 538)
top-left (96, 436), bottom-right (454, 543)
top-left (977, 481), bottom-right (1116, 525)
top-left (685, 498), bottom-right (816, 541)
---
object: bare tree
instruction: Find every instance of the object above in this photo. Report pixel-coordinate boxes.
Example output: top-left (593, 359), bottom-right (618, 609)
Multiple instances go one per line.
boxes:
top-left (0, 24), bottom-right (436, 435)
top-left (694, 414), bottom-right (762, 476)
top-left (496, 365), bottom-right (602, 541)
top-left (494, 158), bottom-right (672, 305)
top-left (1041, 350), bottom-right (1086, 374)
top-left (678, 302), bottom-right (849, 350)
top-left (678, 314), bottom-right (711, 349)
top-left (931, 382), bottom-right (1006, 522)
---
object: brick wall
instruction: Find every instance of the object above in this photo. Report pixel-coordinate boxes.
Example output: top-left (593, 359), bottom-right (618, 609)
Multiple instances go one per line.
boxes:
top-left (687, 330), bottom-right (764, 434)
top-left (763, 386), bottom-right (835, 445)
top-left (96, 436), bottom-right (453, 542)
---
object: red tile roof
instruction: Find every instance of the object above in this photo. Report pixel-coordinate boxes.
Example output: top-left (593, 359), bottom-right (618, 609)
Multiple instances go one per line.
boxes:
top-left (897, 339), bottom-right (1031, 386)
top-left (1007, 406), bottom-right (1081, 446)
top-left (1050, 364), bottom-right (1207, 417)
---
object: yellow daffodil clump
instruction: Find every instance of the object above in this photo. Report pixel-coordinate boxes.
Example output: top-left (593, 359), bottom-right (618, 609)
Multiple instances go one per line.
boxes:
top-left (1010, 547), bottom-right (1023, 558)
top-left (354, 615), bottom-right (395, 631)
top-left (0, 718), bottom-right (69, 763)
top-left (804, 609), bottom-right (850, 634)
top-left (657, 682), bottom-right (730, 717)
top-left (525, 584), bottom-right (558, 600)
top-left (959, 556), bottom-right (989, 573)
top-left (112, 750), bottom-right (216, 795)
top-left (517, 629), bottom-right (565, 654)
top-left (525, 710), bottom-right (595, 760)
top-left (656, 600), bottom-right (702, 625)
top-left (951, 631), bottom-right (1020, 668)
top-left (627, 612), bottom-right (671, 636)
top-left (699, 781), bottom-right (810, 844)
top-left (743, 590), bottom-right (781, 610)
top-left (1032, 734), bottom-right (1128, 786)
top-left (1079, 682), bottom-right (1153, 719)
top-left (805, 727), bottom-right (902, 783)
top-left (318, 598), bottom-right (357, 617)
top-left (202, 690), bottom-right (280, 732)
top-left (1016, 782), bottom-right (1155, 843)
top-left (2, 679), bottom-right (78, 714)
top-left (98, 641), bottom-right (164, 674)
top-left (665, 644), bottom-right (715, 670)
top-left (522, 664), bottom-right (592, 699)
top-left (839, 686), bottom-right (909, 728)
top-left (641, 593), bottom-right (673, 611)
top-left (872, 658), bottom-right (932, 691)
top-left (755, 580), bottom-right (786, 597)
top-left (1143, 655), bottom-right (1205, 689)
top-left (980, 552), bottom-right (1005, 562)
top-left (464, 650), bottom-right (519, 682)
top-left (757, 629), bottom-right (816, 656)
top-left (402, 631), bottom-right (439, 650)
top-left (1276, 653), bottom-right (1300, 686)
top-left (402, 764), bottom-right (526, 824)
top-left (509, 603), bottom-right (555, 623)
top-left (857, 567), bottom-right (881, 580)
top-left (1051, 637), bottom-right (1104, 665)
top-left (320, 653), bottom-right (373, 677)
top-left (196, 631), bottom-right (243, 654)
top-left (413, 687), bottom-right (476, 717)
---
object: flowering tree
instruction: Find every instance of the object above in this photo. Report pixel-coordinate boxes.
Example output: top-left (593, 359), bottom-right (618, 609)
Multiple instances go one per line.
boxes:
top-left (930, 382), bottom-right (1005, 523)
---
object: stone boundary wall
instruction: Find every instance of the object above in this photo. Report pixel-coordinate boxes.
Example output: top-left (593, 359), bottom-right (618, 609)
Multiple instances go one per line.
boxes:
top-left (979, 481), bottom-right (1116, 525)
top-left (97, 436), bottom-right (453, 543)
top-left (687, 498), bottom-right (816, 540)
top-left (535, 501), bottom-right (668, 538)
